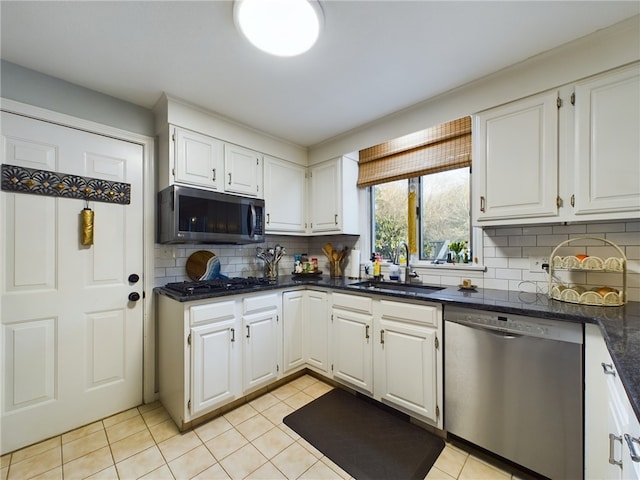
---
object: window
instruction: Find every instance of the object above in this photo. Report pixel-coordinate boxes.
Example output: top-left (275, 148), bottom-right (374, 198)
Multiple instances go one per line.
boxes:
top-left (371, 167), bottom-right (471, 264)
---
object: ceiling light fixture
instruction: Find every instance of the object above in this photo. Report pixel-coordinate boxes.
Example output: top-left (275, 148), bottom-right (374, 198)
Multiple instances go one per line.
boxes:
top-left (233, 0), bottom-right (323, 57)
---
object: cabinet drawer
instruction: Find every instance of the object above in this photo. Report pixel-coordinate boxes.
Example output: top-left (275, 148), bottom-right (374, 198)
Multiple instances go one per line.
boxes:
top-left (332, 292), bottom-right (372, 314)
top-left (190, 300), bottom-right (236, 326)
top-left (380, 300), bottom-right (440, 327)
top-left (243, 293), bottom-right (279, 314)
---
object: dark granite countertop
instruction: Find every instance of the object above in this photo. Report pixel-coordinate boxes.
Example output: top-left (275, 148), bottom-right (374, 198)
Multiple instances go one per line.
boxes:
top-left (155, 275), bottom-right (640, 419)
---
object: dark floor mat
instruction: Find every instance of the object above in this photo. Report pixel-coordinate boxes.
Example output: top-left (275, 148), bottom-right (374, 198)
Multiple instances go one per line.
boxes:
top-left (283, 387), bottom-right (444, 480)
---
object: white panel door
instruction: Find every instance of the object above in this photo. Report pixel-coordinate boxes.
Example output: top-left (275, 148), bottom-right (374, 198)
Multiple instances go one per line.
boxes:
top-left (282, 291), bottom-right (305, 373)
top-left (174, 126), bottom-right (223, 189)
top-left (263, 156), bottom-right (306, 233)
top-left (224, 144), bottom-right (261, 197)
top-left (305, 290), bottom-right (329, 373)
top-left (332, 308), bottom-right (373, 394)
top-left (242, 309), bottom-right (278, 392)
top-left (1, 112), bottom-right (144, 454)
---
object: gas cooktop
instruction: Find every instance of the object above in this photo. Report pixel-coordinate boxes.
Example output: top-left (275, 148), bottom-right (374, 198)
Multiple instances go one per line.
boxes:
top-left (164, 277), bottom-right (271, 295)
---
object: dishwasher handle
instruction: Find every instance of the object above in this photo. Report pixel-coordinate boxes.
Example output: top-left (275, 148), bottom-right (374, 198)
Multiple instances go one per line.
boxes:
top-left (446, 318), bottom-right (524, 339)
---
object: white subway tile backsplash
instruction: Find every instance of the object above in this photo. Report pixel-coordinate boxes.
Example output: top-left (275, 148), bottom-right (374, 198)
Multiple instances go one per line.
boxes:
top-left (495, 268), bottom-right (522, 280)
top-left (508, 235), bottom-right (537, 247)
top-left (484, 257), bottom-right (509, 268)
top-left (625, 222), bottom-right (640, 232)
top-left (552, 224), bottom-right (587, 234)
top-left (536, 234), bottom-right (570, 246)
top-left (483, 235), bottom-right (509, 247)
top-left (586, 223), bottom-right (627, 233)
top-left (494, 227), bottom-right (523, 236)
top-left (522, 226), bottom-right (553, 235)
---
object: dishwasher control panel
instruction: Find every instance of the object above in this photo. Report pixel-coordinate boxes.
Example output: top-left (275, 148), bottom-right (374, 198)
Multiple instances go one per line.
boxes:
top-left (443, 306), bottom-right (583, 343)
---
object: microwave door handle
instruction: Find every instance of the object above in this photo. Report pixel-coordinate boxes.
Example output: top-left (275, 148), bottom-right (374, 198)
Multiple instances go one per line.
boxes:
top-left (249, 203), bottom-right (256, 237)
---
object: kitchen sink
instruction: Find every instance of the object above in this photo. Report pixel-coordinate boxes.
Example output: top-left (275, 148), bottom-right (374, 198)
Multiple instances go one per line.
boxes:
top-left (349, 281), bottom-right (445, 294)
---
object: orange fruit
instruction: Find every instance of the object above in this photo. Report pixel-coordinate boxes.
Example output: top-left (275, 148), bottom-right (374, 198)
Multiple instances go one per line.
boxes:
top-left (575, 254), bottom-right (589, 260)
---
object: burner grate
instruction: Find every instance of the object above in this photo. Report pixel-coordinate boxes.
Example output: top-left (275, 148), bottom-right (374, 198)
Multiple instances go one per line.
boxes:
top-left (164, 277), bottom-right (270, 295)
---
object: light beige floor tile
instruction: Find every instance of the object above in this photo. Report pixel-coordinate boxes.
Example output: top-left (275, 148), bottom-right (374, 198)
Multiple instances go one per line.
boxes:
top-left (204, 428), bottom-right (248, 461)
top-left (283, 391), bottom-right (315, 410)
top-left (219, 444), bottom-right (267, 480)
top-left (459, 455), bottom-right (511, 480)
top-left (85, 465), bottom-right (119, 479)
top-left (249, 393), bottom-right (281, 413)
top-left (270, 384), bottom-right (300, 401)
top-left (271, 442), bottom-right (318, 480)
top-left (105, 415), bottom-right (147, 444)
top-left (149, 418), bottom-right (180, 444)
top-left (110, 428), bottom-right (156, 463)
top-left (62, 429), bottom-right (108, 463)
top-left (252, 427), bottom-right (295, 459)
top-left (138, 464), bottom-right (174, 480)
top-left (61, 445), bottom-right (113, 480)
top-left (141, 406), bottom-right (171, 427)
top-left (8, 446), bottom-right (61, 480)
top-left (191, 462), bottom-right (230, 480)
top-left (138, 400), bottom-right (163, 414)
top-left (245, 461), bottom-right (287, 479)
top-left (102, 408), bottom-right (140, 428)
top-left (298, 460), bottom-right (343, 479)
top-left (157, 430), bottom-right (202, 463)
top-left (235, 414), bottom-right (275, 442)
top-left (1, 466), bottom-right (7, 480)
top-left (168, 444), bottom-right (216, 479)
top-left (115, 446), bottom-right (165, 480)
top-left (11, 437), bottom-right (60, 464)
top-left (297, 438), bottom-right (322, 459)
top-left (223, 403), bottom-right (258, 426)
top-left (61, 421), bottom-right (104, 445)
top-left (277, 423), bottom-right (301, 441)
top-left (303, 382), bottom-right (333, 399)
top-left (194, 416), bottom-right (233, 443)
top-left (287, 375), bottom-right (318, 391)
top-left (29, 466), bottom-right (62, 480)
top-left (1, 454), bottom-right (11, 469)
top-left (261, 402), bottom-right (294, 425)
top-left (433, 444), bottom-right (468, 479)
top-left (425, 466), bottom-right (456, 480)
top-left (320, 457), bottom-right (350, 480)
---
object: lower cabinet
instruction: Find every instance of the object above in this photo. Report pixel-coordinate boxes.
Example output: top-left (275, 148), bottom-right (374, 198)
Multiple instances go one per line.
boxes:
top-left (585, 323), bottom-right (640, 480)
top-left (374, 300), bottom-right (442, 427)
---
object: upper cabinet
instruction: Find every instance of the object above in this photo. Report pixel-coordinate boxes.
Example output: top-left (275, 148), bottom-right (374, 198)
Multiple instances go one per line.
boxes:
top-left (173, 127), bottom-right (224, 190)
top-left (224, 144), bottom-right (263, 198)
top-left (473, 63), bottom-right (640, 226)
top-left (308, 156), bottom-right (359, 235)
top-left (263, 156), bottom-right (307, 234)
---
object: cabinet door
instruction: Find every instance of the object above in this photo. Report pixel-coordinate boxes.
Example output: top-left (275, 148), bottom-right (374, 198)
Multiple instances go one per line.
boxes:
top-left (474, 91), bottom-right (559, 222)
top-left (573, 64), bottom-right (640, 216)
top-left (190, 318), bottom-right (240, 416)
top-left (282, 291), bottom-right (305, 373)
top-left (264, 156), bottom-right (306, 233)
top-left (174, 127), bottom-right (224, 189)
top-left (243, 309), bottom-right (279, 391)
top-left (305, 290), bottom-right (329, 373)
top-left (309, 159), bottom-right (341, 232)
top-left (225, 144), bottom-right (262, 197)
top-left (332, 307), bottom-right (373, 394)
top-left (377, 318), bottom-right (438, 423)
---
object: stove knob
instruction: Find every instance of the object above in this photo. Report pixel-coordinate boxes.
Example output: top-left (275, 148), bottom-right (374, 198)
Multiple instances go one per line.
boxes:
top-left (128, 292), bottom-right (141, 302)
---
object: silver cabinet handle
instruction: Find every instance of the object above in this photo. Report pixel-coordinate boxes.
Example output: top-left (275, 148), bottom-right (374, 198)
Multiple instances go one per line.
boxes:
top-left (602, 362), bottom-right (616, 376)
top-left (380, 329), bottom-right (385, 345)
top-left (570, 194), bottom-right (575, 207)
top-left (230, 328), bottom-right (235, 342)
top-left (480, 196), bottom-right (486, 212)
top-left (266, 213), bottom-right (270, 225)
top-left (365, 325), bottom-right (370, 340)
top-left (228, 173), bottom-right (232, 185)
top-left (212, 168), bottom-right (216, 181)
top-left (625, 434), bottom-right (640, 462)
top-left (609, 433), bottom-right (623, 466)
top-left (334, 214), bottom-right (338, 225)
top-left (246, 325), bottom-right (250, 338)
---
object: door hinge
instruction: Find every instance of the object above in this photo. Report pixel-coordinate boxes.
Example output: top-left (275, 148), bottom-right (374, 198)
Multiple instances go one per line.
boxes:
top-left (277, 315), bottom-right (279, 323)
top-left (171, 132), bottom-right (176, 142)
top-left (187, 333), bottom-right (191, 346)
top-left (570, 92), bottom-right (575, 105)
top-left (556, 96), bottom-right (562, 108)
top-left (435, 336), bottom-right (439, 349)
top-left (171, 167), bottom-right (175, 177)
top-left (436, 405), bottom-right (440, 418)
top-left (188, 399), bottom-right (191, 411)
top-left (277, 364), bottom-right (279, 372)
top-left (331, 364), bottom-right (334, 372)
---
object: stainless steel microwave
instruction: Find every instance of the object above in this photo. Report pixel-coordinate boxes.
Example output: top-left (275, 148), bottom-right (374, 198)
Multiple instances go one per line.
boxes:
top-left (157, 185), bottom-right (265, 244)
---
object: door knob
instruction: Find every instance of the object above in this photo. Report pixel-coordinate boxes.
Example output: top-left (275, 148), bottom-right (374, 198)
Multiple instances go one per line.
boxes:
top-left (128, 273), bottom-right (140, 284)
top-left (128, 292), bottom-right (141, 302)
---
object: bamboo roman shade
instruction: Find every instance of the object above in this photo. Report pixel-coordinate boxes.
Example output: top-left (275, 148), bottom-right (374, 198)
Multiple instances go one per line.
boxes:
top-left (357, 116), bottom-right (472, 188)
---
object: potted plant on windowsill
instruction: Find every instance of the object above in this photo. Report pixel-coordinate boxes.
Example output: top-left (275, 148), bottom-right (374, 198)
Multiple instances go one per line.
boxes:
top-left (448, 241), bottom-right (467, 264)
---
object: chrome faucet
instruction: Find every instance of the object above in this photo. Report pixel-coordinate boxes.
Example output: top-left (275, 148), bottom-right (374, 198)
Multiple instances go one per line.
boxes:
top-left (397, 242), bottom-right (420, 284)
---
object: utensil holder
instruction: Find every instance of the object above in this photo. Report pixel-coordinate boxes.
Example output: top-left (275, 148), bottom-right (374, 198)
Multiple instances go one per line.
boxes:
top-left (264, 262), bottom-right (278, 281)
top-left (329, 260), bottom-right (343, 278)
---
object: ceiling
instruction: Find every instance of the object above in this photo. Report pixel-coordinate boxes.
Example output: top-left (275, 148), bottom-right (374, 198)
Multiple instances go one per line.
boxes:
top-left (1, 1), bottom-right (638, 148)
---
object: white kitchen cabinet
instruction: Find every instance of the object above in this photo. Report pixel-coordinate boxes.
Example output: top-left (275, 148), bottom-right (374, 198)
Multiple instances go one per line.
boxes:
top-left (308, 156), bottom-right (359, 235)
top-left (473, 90), bottom-right (559, 222)
top-left (158, 295), bottom-right (241, 428)
top-left (374, 300), bottom-right (442, 427)
top-left (331, 293), bottom-right (374, 394)
top-left (242, 293), bottom-right (281, 392)
top-left (172, 126), bottom-right (224, 190)
top-left (572, 64), bottom-right (640, 217)
top-left (282, 290), bottom-right (306, 373)
top-left (263, 156), bottom-right (307, 234)
top-left (304, 290), bottom-right (329, 374)
top-left (474, 63), bottom-right (640, 226)
top-left (224, 143), bottom-right (263, 197)
top-left (585, 323), bottom-right (640, 480)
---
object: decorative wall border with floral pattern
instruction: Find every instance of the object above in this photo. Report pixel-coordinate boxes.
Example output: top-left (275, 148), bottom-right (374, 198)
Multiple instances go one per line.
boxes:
top-left (1, 164), bottom-right (131, 205)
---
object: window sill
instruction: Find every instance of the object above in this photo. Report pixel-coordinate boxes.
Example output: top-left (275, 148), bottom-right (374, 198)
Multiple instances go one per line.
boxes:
top-left (413, 262), bottom-right (487, 273)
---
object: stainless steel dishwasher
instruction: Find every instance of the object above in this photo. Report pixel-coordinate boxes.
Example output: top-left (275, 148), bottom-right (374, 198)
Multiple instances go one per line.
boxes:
top-left (444, 306), bottom-right (583, 479)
